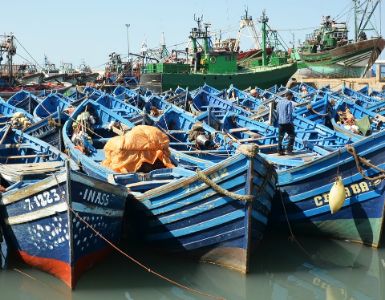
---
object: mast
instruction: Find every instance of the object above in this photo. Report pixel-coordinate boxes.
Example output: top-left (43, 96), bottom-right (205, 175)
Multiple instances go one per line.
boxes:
top-left (354, 0), bottom-right (359, 41)
top-left (235, 9), bottom-right (261, 52)
top-left (259, 10), bottom-right (268, 66)
top-left (354, 0), bottom-right (381, 41)
top-left (0, 34), bottom-right (16, 86)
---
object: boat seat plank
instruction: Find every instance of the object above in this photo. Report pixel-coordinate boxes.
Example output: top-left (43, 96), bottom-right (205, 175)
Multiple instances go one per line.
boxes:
top-left (0, 161), bottom-right (64, 175)
top-left (228, 127), bottom-right (249, 133)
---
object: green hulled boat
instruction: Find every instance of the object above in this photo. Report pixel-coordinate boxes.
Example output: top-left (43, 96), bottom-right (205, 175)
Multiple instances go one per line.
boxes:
top-left (139, 12), bottom-right (297, 92)
top-left (299, 1), bottom-right (385, 78)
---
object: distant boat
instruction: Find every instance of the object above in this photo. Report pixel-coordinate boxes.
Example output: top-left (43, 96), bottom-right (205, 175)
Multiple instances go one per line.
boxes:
top-left (0, 35), bottom-right (72, 98)
top-left (0, 82), bottom-right (72, 99)
top-left (298, 1), bottom-right (385, 77)
top-left (140, 12), bottom-right (297, 92)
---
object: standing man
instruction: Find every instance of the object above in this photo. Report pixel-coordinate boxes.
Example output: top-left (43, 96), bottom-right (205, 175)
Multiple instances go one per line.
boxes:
top-left (277, 91), bottom-right (295, 155)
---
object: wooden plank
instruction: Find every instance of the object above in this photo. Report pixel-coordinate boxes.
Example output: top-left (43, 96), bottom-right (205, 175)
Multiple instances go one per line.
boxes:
top-left (0, 154), bottom-right (49, 160)
top-left (237, 137), bottom-right (263, 143)
top-left (0, 143), bottom-right (30, 149)
top-left (258, 143), bottom-right (278, 149)
top-left (0, 161), bottom-right (64, 175)
top-left (228, 127), bottom-right (249, 133)
top-left (0, 125), bottom-right (12, 145)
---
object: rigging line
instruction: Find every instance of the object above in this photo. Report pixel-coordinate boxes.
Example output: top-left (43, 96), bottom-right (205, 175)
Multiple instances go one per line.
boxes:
top-left (275, 26), bottom-right (318, 32)
top-left (15, 53), bottom-right (36, 66)
top-left (13, 37), bottom-right (44, 71)
top-left (379, 1), bottom-right (382, 36)
top-left (334, 1), bottom-right (353, 20)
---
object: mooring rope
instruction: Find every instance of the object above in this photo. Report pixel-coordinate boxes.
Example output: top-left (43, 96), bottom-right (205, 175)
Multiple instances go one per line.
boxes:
top-left (346, 144), bottom-right (385, 181)
top-left (278, 189), bottom-right (313, 258)
top-left (196, 170), bottom-right (254, 202)
top-left (52, 174), bottom-right (224, 300)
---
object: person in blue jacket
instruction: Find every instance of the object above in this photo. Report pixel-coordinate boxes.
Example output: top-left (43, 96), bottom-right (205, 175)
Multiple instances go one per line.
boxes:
top-left (276, 91), bottom-right (295, 155)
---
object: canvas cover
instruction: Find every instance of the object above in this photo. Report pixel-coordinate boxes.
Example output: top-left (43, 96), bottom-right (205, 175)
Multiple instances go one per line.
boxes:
top-left (101, 125), bottom-right (174, 173)
top-left (356, 115), bottom-right (371, 136)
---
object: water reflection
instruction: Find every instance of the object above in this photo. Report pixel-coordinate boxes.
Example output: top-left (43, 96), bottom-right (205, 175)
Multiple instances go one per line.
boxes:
top-left (1, 234), bottom-right (384, 300)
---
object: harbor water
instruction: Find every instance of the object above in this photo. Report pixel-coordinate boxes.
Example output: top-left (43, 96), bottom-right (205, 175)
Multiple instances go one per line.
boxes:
top-left (1, 233), bottom-right (384, 300)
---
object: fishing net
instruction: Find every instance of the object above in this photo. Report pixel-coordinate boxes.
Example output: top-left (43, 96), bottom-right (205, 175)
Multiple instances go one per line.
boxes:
top-left (101, 125), bottom-right (174, 173)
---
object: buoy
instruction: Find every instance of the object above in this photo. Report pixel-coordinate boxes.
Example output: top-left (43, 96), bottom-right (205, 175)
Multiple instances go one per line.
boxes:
top-left (329, 176), bottom-right (346, 214)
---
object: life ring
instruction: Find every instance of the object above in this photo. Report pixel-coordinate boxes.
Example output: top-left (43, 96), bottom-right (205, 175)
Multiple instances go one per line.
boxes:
top-left (210, 56), bottom-right (216, 64)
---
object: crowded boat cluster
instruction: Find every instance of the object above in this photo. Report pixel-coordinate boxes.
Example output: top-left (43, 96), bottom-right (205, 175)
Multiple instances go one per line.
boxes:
top-left (0, 81), bottom-right (385, 288)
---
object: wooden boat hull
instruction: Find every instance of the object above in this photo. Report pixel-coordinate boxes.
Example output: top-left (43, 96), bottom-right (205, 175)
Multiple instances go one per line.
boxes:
top-left (0, 169), bottom-right (128, 288)
top-left (24, 113), bottom-right (66, 151)
top-left (33, 94), bottom-right (71, 120)
top-left (131, 148), bottom-right (276, 273)
top-left (272, 130), bottom-right (385, 247)
top-left (299, 37), bottom-right (385, 78)
top-left (7, 91), bottom-right (41, 115)
top-left (139, 63), bottom-right (297, 92)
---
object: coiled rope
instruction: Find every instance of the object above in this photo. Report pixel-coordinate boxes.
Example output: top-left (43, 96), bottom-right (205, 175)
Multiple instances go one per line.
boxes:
top-left (346, 144), bottom-right (385, 181)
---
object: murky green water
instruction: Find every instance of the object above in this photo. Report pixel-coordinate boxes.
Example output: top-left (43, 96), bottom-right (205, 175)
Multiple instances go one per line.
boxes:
top-left (1, 234), bottom-right (383, 300)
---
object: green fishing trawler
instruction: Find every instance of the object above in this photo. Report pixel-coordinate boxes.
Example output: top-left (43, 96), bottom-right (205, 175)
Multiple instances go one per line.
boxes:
top-left (298, 0), bottom-right (385, 78)
top-left (139, 12), bottom-right (297, 92)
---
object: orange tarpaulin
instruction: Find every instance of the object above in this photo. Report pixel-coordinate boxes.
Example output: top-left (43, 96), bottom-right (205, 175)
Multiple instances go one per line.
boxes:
top-left (101, 125), bottom-right (174, 173)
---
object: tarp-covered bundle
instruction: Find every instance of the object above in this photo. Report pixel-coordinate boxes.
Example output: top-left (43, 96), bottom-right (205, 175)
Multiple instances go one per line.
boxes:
top-left (101, 125), bottom-right (174, 173)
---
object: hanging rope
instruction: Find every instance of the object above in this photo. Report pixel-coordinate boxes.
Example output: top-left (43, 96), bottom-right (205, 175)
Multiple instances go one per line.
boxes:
top-left (196, 170), bottom-right (254, 202)
top-left (277, 189), bottom-right (313, 259)
top-left (346, 144), bottom-right (385, 181)
top-left (52, 174), bottom-right (224, 300)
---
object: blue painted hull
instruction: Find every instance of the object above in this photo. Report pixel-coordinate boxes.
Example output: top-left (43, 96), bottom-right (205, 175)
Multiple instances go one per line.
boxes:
top-left (24, 112), bottom-right (66, 150)
top-left (0, 169), bottom-right (127, 288)
top-left (7, 90), bottom-right (41, 115)
top-left (272, 131), bottom-right (385, 246)
top-left (131, 149), bottom-right (276, 272)
top-left (33, 94), bottom-right (71, 120)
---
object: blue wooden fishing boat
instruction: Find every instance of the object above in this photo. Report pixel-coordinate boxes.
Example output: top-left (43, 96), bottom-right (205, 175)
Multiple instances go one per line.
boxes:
top-left (0, 98), bottom-right (36, 127)
top-left (202, 110), bottom-right (355, 169)
top-left (62, 100), bottom-right (277, 273)
top-left (0, 164), bottom-right (128, 288)
top-left (369, 89), bottom-right (385, 101)
top-left (113, 85), bottom-right (143, 101)
top-left (0, 127), bottom-right (71, 183)
top-left (95, 94), bottom-right (144, 125)
top-left (33, 93), bottom-right (72, 120)
top-left (341, 86), bottom-right (381, 108)
top-left (295, 94), bottom-right (385, 139)
top-left (7, 90), bottom-right (41, 115)
top-left (63, 100), bottom-right (213, 181)
top-left (130, 145), bottom-right (276, 273)
top-left (272, 129), bottom-right (385, 247)
top-left (191, 89), bottom-right (251, 117)
top-left (24, 112), bottom-right (66, 150)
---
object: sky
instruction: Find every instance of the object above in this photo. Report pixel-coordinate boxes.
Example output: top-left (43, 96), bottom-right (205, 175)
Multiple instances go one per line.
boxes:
top-left (1, 0), bottom-right (384, 71)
